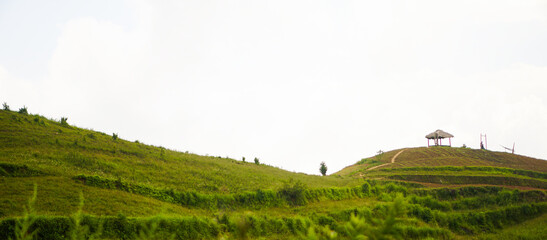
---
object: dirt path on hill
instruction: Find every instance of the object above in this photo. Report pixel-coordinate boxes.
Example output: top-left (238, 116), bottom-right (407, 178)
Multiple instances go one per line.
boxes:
top-left (367, 149), bottom-right (406, 171)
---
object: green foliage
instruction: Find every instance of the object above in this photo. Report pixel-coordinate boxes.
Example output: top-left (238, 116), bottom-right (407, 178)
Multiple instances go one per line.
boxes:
top-left (0, 109), bottom-right (358, 195)
top-left (361, 182), bottom-right (372, 196)
top-left (254, 157), bottom-right (260, 165)
top-left (18, 106), bottom-right (28, 115)
top-left (73, 174), bottom-right (381, 209)
top-left (86, 133), bottom-right (96, 139)
top-left (302, 225), bottom-right (338, 240)
top-left (301, 195), bottom-right (454, 240)
top-left (0, 163), bottom-right (44, 177)
top-left (378, 166), bottom-right (547, 180)
top-left (279, 179), bottom-right (308, 206)
top-left (409, 202), bottom-right (547, 234)
top-left (342, 195), bottom-right (406, 240)
top-left (413, 186), bottom-right (505, 200)
top-left (389, 175), bottom-right (547, 189)
top-left (11, 184), bottom-right (38, 240)
top-left (112, 133), bottom-right (118, 141)
top-left (69, 192), bottom-right (103, 240)
top-left (159, 147), bottom-right (165, 160)
top-left (135, 216), bottom-right (175, 240)
top-left (60, 117), bottom-right (69, 127)
top-left (2, 102), bottom-right (9, 111)
top-left (2, 108), bottom-right (547, 239)
top-left (376, 150), bottom-right (384, 158)
top-left (356, 158), bottom-right (380, 165)
top-left (320, 162), bottom-right (327, 176)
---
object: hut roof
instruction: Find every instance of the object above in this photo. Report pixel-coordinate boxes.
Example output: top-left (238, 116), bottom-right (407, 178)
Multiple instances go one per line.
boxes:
top-left (425, 129), bottom-right (454, 139)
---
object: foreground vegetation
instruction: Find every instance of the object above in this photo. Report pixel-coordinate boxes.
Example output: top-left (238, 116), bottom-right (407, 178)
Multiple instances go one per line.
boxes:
top-left (1, 106), bottom-right (547, 239)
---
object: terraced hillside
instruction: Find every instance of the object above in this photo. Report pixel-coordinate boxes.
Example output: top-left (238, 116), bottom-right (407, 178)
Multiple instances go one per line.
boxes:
top-left (1, 108), bottom-right (547, 239)
top-left (337, 148), bottom-right (547, 190)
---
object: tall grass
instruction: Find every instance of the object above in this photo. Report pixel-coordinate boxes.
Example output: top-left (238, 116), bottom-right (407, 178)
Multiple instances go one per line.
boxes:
top-left (11, 184), bottom-right (37, 240)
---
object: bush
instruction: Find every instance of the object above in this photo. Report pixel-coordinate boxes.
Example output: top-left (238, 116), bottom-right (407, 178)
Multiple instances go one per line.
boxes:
top-left (18, 106), bottom-right (28, 115)
top-left (112, 133), bottom-right (118, 141)
top-left (60, 117), bottom-right (68, 127)
top-left (278, 179), bottom-right (308, 206)
top-left (254, 157), bottom-right (260, 165)
top-left (3, 102), bottom-right (10, 111)
top-left (361, 182), bottom-right (372, 196)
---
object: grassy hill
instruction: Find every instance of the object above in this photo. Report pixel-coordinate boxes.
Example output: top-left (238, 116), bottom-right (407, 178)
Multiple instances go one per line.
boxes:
top-left (1, 108), bottom-right (547, 239)
top-left (336, 147), bottom-right (547, 190)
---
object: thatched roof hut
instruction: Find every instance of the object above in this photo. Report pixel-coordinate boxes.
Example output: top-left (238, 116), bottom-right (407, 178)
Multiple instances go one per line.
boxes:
top-left (426, 129), bottom-right (454, 147)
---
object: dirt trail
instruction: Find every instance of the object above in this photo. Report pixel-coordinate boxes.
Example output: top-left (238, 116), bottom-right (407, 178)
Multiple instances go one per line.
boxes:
top-left (367, 149), bottom-right (406, 171)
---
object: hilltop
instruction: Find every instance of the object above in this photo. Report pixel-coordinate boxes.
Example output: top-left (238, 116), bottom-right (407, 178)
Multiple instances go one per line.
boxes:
top-left (1, 107), bottom-right (547, 239)
top-left (337, 147), bottom-right (547, 174)
top-left (337, 147), bottom-right (547, 190)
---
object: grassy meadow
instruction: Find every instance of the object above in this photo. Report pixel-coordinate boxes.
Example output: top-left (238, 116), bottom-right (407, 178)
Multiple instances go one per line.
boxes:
top-left (1, 107), bottom-right (547, 239)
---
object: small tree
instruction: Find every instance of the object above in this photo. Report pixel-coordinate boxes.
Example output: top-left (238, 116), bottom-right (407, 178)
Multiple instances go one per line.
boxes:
top-left (2, 102), bottom-right (9, 111)
top-left (375, 150), bottom-right (385, 161)
top-left (242, 157), bottom-right (246, 162)
top-left (18, 106), bottom-right (28, 115)
top-left (320, 162), bottom-right (328, 176)
top-left (112, 133), bottom-right (118, 141)
top-left (254, 157), bottom-right (260, 165)
top-left (60, 117), bottom-right (68, 127)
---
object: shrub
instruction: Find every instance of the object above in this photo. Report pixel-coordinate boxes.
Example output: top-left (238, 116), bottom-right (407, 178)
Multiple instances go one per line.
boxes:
top-left (2, 102), bottom-right (9, 111)
top-left (254, 157), bottom-right (260, 165)
top-left (112, 133), bottom-right (118, 141)
top-left (242, 157), bottom-right (246, 162)
top-left (355, 158), bottom-right (381, 169)
top-left (135, 217), bottom-right (175, 240)
top-left (60, 117), bottom-right (68, 127)
top-left (361, 182), bottom-right (372, 196)
top-left (160, 147), bottom-right (165, 160)
top-left (278, 179), bottom-right (308, 206)
top-left (319, 162), bottom-right (327, 176)
top-left (303, 194), bottom-right (408, 240)
top-left (18, 106), bottom-right (28, 115)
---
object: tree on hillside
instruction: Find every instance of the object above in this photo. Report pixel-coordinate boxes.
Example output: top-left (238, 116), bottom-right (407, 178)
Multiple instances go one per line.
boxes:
top-left (18, 106), bottom-right (28, 115)
top-left (319, 162), bottom-right (328, 176)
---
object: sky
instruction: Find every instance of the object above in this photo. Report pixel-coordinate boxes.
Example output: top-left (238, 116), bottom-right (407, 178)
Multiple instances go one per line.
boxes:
top-left (1, 0), bottom-right (547, 175)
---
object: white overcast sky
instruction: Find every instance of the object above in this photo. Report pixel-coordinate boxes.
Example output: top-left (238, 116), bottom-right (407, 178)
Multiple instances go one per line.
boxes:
top-left (1, 0), bottom-right (547, 175)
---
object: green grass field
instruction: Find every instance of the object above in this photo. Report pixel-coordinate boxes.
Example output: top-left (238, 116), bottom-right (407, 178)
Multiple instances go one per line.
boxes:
top-left (1, 109), bottom-right (546, 239)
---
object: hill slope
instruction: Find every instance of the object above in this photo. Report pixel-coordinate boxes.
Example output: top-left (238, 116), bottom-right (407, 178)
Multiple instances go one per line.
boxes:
top-left (1, 108), bottom-right (547, 240)
top-left (0, 109), bottom-right (355, 194)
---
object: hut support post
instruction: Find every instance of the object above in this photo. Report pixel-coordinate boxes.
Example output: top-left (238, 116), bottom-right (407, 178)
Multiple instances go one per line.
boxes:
top-left (449, 138), bottom-right (452, 147)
